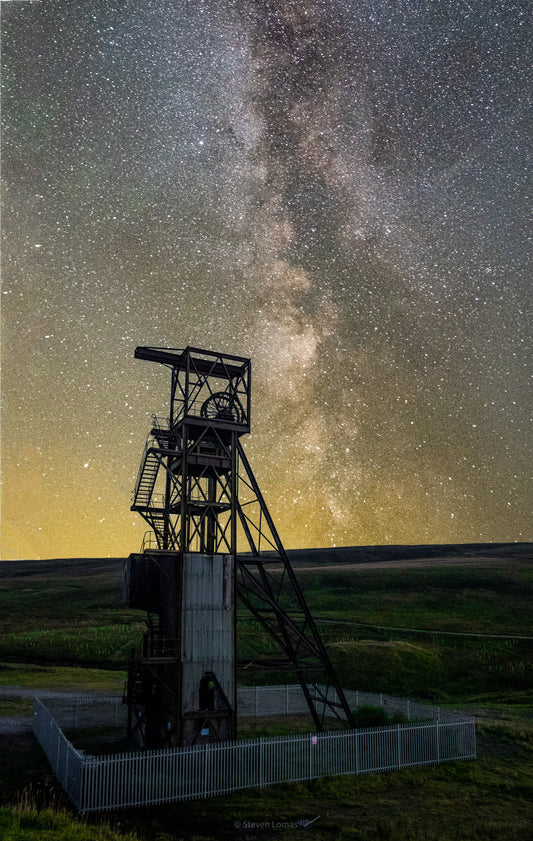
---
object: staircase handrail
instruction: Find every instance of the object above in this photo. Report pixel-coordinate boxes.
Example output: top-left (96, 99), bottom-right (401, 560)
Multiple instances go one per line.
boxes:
top-left (151, 414), bottom-right (170, 432)
top-left (141, 530), bottom-right (158, 552)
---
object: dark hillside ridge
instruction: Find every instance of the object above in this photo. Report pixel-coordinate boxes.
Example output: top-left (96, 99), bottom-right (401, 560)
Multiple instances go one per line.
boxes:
top-left (0, 557), bottom-right (126, 580)
top-left (283, 542), bottom-right (531, 567)
top-left (1, 543), bottom-right (530, 579)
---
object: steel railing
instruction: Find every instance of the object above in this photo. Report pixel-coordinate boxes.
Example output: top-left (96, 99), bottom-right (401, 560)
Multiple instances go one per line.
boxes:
top-left (34, 686), bottom-right (476, 814)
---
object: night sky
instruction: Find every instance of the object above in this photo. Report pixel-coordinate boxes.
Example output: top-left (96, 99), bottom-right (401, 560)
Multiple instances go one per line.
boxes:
top-left (1, 0), bottom-right (531, 560)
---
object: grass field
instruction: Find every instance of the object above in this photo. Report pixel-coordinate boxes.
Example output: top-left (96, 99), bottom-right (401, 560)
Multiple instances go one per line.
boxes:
top-left (0, 544), bottom-right (532, 840)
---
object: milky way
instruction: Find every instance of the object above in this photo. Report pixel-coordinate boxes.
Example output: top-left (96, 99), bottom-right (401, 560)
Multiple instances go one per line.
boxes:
top-left (1, 0), bottom-right (531, 559)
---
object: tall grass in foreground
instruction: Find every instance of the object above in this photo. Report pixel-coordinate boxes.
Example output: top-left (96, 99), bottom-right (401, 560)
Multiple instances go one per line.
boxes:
top-left (1, 787), bottom-right (140, 841)
top-left (0, 806), bottom-right (141, 840)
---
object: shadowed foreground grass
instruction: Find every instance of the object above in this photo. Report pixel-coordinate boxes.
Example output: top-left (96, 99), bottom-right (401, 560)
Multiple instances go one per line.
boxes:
top-left (0, 805), bottom-right (139, 841)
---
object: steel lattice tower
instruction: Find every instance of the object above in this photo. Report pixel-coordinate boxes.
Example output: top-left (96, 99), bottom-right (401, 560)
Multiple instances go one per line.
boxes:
top-left (124, 346), bottom-right (354, 747)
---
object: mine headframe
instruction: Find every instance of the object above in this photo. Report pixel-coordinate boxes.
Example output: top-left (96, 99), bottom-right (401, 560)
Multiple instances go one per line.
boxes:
top-left (131, 345), bottom-right (250, 555)
top-left (126, 346), bottom-right (354, 745)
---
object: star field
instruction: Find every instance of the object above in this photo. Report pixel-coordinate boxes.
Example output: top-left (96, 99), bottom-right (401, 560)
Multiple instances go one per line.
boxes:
top-left (1, 0), bottom-right (531, 559)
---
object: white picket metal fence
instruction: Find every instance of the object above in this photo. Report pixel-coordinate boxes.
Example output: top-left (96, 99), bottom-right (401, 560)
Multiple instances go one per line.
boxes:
top-left (33, 686), bottom-right (476, 813)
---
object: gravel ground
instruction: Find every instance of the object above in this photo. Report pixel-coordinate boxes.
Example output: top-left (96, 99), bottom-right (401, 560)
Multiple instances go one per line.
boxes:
top-left (0, 687), bottom-right (121, 734)
top-left (0, 715), bottom-right (34, 735)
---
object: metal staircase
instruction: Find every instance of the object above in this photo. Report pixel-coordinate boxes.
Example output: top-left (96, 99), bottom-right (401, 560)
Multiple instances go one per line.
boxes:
top-left (132, 425), bottom-right (183, 550)
top-left (132, 441), bottom-right (161, 510)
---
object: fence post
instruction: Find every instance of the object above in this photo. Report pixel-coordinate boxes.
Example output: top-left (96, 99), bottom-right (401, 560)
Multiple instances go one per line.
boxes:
top-left (397, 724), bottom-right (401, 769)
top-left (436, 720), bottom-right (440, 763)
top-left (79, 756), bottom-right (86, 814)
top-left (56, 727), bottom-right (61, 772)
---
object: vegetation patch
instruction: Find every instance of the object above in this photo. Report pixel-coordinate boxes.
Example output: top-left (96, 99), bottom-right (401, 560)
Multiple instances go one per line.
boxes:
top-left (0, 663), bottom-right (127, 694)
top-left (350, 705), bottom-right (408, 728)
top-left (0, 803), bottom-right (139, 841)
top-left (327, 639), bottom-right (446, 698)
top-left (0, 697), bottom-right (33, 717)
top-left (0, 626), bottom-right (143, 669)
top-left (302, 565), bottom-right (533, 635)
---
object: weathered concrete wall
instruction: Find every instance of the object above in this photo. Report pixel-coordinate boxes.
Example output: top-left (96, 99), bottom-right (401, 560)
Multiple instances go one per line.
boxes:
top-left (181, 553), bottom-right (234, 715)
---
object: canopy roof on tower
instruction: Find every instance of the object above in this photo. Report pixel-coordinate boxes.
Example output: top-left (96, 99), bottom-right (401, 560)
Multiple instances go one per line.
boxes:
top-left (135, 346), bottom-right (249, 379)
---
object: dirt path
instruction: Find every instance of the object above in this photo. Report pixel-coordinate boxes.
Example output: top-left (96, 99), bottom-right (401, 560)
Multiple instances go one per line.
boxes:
top-left (0, 687), bottom-right (85, 699)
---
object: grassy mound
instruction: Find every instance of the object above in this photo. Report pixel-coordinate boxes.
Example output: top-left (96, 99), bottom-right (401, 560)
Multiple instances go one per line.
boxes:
top-left (328, 639), bottom-right (446, 697)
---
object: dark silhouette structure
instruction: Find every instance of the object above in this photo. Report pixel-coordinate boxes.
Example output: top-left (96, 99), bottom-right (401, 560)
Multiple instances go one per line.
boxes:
top-left (124, 346), bottom-right (354, 747)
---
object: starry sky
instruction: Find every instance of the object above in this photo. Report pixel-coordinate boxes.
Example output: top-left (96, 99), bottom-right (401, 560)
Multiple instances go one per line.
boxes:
top-left (1, 0), bottom-right (531, 560)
